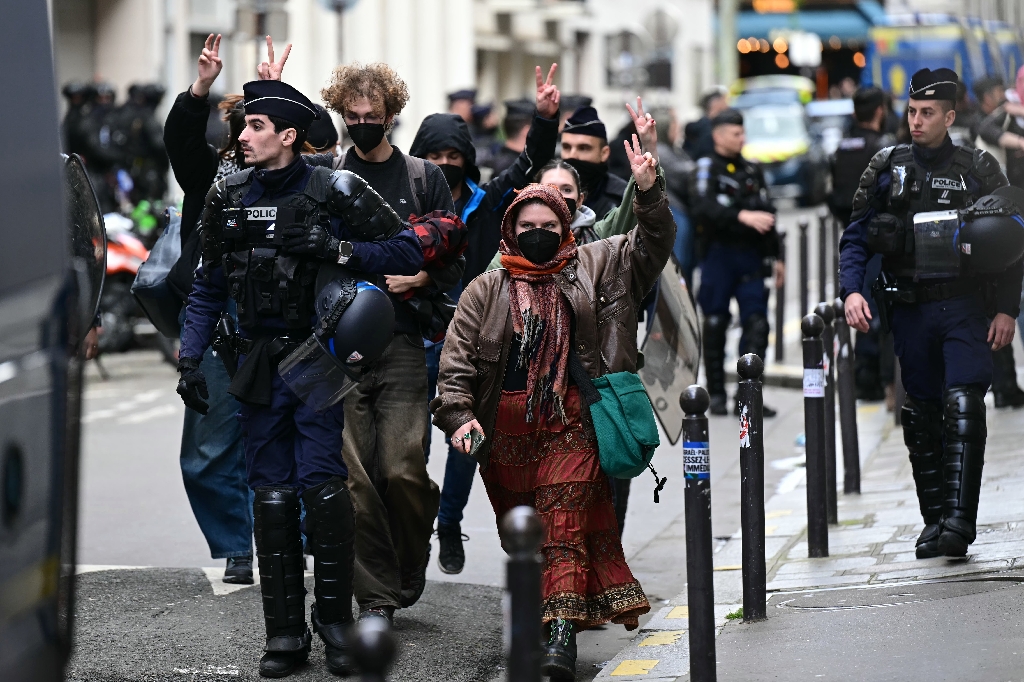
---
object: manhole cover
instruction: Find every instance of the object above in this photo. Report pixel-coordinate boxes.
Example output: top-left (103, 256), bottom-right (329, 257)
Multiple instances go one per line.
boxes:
top-left (775, 578), bottom-right (1024, 612)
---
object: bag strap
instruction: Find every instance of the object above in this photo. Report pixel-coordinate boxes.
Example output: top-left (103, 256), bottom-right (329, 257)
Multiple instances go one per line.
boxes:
top-left (405, 154), bottom-right (428, 216)
top-left (568, 349), bottom-right (601, 406)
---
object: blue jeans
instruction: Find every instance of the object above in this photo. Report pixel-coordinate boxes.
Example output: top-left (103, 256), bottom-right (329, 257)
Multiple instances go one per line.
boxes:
top-left (179, 345), bottom-right (253, 559)
top-left (426, 340), bottom-right (477, 527)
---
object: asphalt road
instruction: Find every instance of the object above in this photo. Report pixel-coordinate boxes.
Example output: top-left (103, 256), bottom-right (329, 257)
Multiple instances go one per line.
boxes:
top-left (70, 205), bottom-right (889, 680)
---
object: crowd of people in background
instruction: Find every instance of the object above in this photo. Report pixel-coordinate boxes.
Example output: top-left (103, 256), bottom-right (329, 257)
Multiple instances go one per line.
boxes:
top-left (60, 35), bottom-right (1024, 679)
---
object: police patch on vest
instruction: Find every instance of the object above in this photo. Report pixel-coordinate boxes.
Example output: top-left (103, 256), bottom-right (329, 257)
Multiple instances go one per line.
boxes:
top-left (245, 207), bottom-right (277, 221)
top-left (931, 177), bottom-right (964, 191)
top-left (838, 137), bottom-right (867, 150)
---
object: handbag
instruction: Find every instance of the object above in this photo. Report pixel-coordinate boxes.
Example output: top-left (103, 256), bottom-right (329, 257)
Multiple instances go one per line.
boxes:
top-left (131, 207), bottom-right (183, 338)
top-left (569, 352), bottom-right (668, 501)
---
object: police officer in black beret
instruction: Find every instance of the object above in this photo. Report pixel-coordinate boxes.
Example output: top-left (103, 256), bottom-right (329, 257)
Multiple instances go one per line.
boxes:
top-left (840, 68), bottom-right (1024, 560)
top-left (561, 105), bottom-right (628, 220)
top-left (176, 79), bottom-right (428, 677)
top-left (689, 107), bottom-right (784, 416)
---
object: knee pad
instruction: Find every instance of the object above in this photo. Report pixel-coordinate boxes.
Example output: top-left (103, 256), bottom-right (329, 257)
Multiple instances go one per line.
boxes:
top-left (254, 486), bottom-right (302, 553)
top-left (901, 397), bottom-right (943, 452)
top-left (302, 477), bottom-right (354, 547)
top-left (739, 313), bottom-right (770, 358)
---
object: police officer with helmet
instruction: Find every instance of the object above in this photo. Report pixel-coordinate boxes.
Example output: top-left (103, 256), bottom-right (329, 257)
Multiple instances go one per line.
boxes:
top-left (177, 79), bottom-right (429, 678)
top-left (840, 68), bottom-right (1024, 560)
top-left (690, 107), bottom-right (784, 416)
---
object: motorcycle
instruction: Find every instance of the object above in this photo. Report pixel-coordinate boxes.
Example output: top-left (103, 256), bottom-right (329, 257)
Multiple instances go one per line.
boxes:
top-left (96, 212), bottom-right (148, 355)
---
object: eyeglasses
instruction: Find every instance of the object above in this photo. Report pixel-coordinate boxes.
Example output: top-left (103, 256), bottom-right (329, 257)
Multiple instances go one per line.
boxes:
top-left (343, 112), bottom-right (384, 125)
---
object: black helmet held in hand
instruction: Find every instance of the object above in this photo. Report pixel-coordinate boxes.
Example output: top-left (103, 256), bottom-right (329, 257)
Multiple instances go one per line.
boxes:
top-left (957, 187), bottom-right (1024, 274)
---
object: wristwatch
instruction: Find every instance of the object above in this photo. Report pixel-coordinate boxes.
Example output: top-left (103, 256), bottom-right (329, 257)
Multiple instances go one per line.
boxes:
top-left (336, 240), bottom-right (354, 265)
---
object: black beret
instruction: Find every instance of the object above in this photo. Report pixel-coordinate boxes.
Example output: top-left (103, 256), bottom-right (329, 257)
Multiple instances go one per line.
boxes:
top-left (560, 94), bottom-right (593, 117)
top-left (448, 89), bottom-right (476, 104)
top-left (711, 108), bottom-right (744, 128)
top-left (242, 80), bottom-right (320, 130)
top-left (908, 68), bottom-right (959, 102)
top-left (503, 98), bottom-right (535, 120)
top-left (562, 106), bottom-right (607, 140)
top-left (307, 104), bottom-right (339, 151)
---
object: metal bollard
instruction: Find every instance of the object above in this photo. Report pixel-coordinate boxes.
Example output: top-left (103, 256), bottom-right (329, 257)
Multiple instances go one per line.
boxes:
top-left (680, 386), bottom-right (716, 682)
top-left (817, 208), bottom-right (829, 305)
top-left (801, 314), bottom-right (829, 558)
top-left (831, 218), bottom-right (841, 302)
top-left (814, 302), bottom-right (838, 525)
top-left (353, 617), bottom-right (397, 682)
top-left (501, 506), bottom-right (543, 682)
top-left (833, 298), bottom-right (861, 494)
top-left (774, 232), bottom-right (787, 363)
top-left (736, 355), bottom-right (766, 622)
top-left (798, 217), bottom-right (810, 317)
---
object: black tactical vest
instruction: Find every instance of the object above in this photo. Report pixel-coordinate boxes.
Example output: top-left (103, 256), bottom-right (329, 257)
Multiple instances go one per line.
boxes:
top-left (218, 167), bottom-right (333, 330)
top-left (831, 130), bottom-right (883, 212)
top-left (868, 144), bottom-right (978, 278)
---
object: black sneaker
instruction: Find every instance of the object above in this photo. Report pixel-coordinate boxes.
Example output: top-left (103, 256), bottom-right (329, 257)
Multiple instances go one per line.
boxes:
top-left (224, 556), bottom-right (254, 585)
top-left (994, 388), bottom-right (1024, 409)
top-left (540, 619), bottom-right (577, 681)
top-left (400, 544), bottom-right (430, 608)
top-left (357, 606), bottom-right (394, 627)
top-left (436, 524), bottom-right (467, 575)
top-left (709, 394), bottom-right (728, 416)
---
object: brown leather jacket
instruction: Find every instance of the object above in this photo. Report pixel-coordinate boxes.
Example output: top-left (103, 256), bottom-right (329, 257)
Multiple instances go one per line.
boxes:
top-left (430, 180), bottom-right (675, 467)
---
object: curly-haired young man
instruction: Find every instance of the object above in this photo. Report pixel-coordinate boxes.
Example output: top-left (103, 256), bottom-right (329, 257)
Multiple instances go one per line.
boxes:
top-left (311, 62), bottom-right (460, 625)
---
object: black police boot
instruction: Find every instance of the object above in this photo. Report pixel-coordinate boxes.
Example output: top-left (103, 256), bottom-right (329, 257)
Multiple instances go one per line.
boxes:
top-left (302, 477), bottom-right (356, 676)
top-left (901, 397), bottom-right (945, 559)
top-left (540, 618), bottom-right (577, 682)
top-left (253, 487), bottom-right (311, 678)
top-left (938, 386), bottom-right (987, 558)
top-left (400, 543), bottom-right (430, 608)
top-left (436, 523), bottom-right (466, 575)
top-left (703, 315), bottom-right (729, 415)
top-left (224, 555), bottom-right (254, 584)
top-left (991, 345), bottom-right (1024, 408)
top-left (735, 314), bottom-right (777, 417)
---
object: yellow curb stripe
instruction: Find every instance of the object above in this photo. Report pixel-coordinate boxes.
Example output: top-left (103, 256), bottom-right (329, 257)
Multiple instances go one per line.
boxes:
top-left (611, 660), bottom-right (660, 675)
top-left (666, 605), bottom-right (688, 619)
top-left (639, 630), bottom-right (685, 646)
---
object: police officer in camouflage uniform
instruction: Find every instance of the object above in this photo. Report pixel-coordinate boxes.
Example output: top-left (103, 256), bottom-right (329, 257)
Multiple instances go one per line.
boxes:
top-left (690, 108), bottom-right (784, 416)
top-left (840, 68), bottom-right (1023, 560)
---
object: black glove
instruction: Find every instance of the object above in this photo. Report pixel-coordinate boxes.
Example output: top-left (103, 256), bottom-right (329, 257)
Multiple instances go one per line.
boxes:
top-left (281, 224), bottom-right (340, 259)
top-left (177, 356), bottom-right (209, 415)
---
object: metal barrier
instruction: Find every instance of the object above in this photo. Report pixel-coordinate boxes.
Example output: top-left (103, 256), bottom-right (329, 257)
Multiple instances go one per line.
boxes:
top-left (801, 313), bottom-right (829, 558)
top-left (736, 355), bottom-right (766, 622)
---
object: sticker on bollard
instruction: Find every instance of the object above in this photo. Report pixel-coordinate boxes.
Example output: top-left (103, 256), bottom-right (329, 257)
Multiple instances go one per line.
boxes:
top-left (803, 368), bottom-right (825, 398)
top-left (684, 441), bottom-right (710, 479)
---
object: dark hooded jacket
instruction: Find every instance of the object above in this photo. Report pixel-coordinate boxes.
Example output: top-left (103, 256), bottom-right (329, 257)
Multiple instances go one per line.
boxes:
top-left (409, 110), bottom-right (559, 290)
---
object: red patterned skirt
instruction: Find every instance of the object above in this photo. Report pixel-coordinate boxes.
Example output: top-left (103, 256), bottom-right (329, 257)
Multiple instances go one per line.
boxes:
top-left (481, 388), bottom-right (650, 630)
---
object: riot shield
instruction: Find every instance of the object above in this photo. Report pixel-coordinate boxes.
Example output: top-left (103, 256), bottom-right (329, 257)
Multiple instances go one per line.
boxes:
top-left (63, 153), bottom-right (106, 341)
top-left (639, 268), bottom-right (701, 445)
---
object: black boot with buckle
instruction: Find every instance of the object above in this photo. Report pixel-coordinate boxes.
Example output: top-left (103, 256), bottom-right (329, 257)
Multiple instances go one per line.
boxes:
top-left (541, 618), bottom-right (577, 681)
top-left (303, 477), bottom-right (356, 676)
top-left (254, 487), bottom-right (311, 678)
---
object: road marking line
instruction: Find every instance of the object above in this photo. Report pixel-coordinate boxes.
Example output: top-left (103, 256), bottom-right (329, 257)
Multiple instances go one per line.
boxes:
top-left (766, 525), bottom-right (779, 535)
top-left (665, 606), bottom-right (688, 618)
top-left (639, 631), bottom-right (685, 646)
top-left (611, 660), bottom-right (659, 675)
top-left (118, 404), bottom-right (180, 424)
top-left (765, 509), bottom-right (792, 519)
top-left (714, 565), bottom-right (741, 571)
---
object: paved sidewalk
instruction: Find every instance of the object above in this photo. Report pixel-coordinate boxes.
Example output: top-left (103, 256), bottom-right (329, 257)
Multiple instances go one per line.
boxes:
top-left (594, 400), bottom-right (1024, 681)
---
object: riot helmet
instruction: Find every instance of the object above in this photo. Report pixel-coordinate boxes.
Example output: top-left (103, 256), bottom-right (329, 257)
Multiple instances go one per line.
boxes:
top-left (956, 187), bottom-right (1024, 274)
top-left (278, 264), bottom-right (395, 412)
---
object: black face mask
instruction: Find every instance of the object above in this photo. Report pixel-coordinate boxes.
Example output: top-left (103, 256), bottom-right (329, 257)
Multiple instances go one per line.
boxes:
top-left (517, 228), bottom-right (562, 265)
top-left (438, 163), bottom-right (465, 190)
top-left (564, 198), bottom-right (577, 217)
top-left (347, 123), bottom-right (387, 154)
top-left (564, 158), bottom-right (608, 193)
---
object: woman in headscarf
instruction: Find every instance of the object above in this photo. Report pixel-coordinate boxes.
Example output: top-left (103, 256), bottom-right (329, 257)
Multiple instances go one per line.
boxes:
top-left (431, 135), bottom-right (674, 681)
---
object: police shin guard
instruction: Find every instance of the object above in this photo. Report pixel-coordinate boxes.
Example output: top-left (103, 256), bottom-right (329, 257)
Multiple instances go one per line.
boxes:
top-left (736, 314), bottom-right (776, 417)
top-left (253, 487), bottom-right (311, 678)
top-left (302, 477), bottom-right (357, 676)
top-left (901, 397), bottom-right (944, 559)
top-left (939, 386), bottom-right (987, 557)
top-left (703, 315), bottom-right (729, 415)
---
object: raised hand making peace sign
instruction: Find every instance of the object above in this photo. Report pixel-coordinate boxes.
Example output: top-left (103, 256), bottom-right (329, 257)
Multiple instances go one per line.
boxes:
top-left (257, 35), bottom-right (292, 81)
top-left (191, 34), bottom-right (223, 98)
top-left (625, 96), bottom-right (659, 164)
top-left (624, 133), bottom-right (658, 192)
top-left (535, 63), bottom-right (561, 119)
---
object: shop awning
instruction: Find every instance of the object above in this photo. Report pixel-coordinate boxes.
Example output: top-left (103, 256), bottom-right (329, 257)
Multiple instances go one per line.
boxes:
top-left (736, 1), bottom-right (886, 43)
